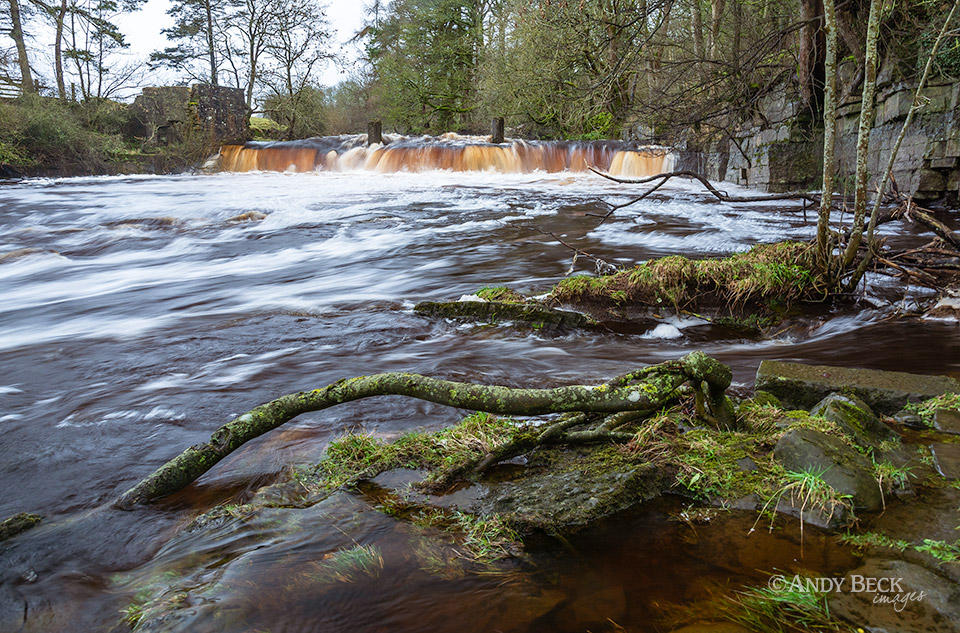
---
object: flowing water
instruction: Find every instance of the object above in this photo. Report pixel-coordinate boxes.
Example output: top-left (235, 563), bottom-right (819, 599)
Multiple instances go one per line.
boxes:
top-left (0, 142), bottom-right (958, 632)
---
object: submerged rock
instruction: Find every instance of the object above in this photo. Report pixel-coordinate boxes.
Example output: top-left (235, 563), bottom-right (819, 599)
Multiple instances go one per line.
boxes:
top-left (829, 558), bottom-right (960, 633)
top-left (755, 360), bottom-right (960, 413)
top-left (470, 445), bottom-right (668, 533)
top-left (773, 428), bottom-right (883, 513)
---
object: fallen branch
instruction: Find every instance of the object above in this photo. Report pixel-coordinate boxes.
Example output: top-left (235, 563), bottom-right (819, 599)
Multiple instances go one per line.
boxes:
top-left (590, 174), bottom-right (672, 225)
top-left (904, 202), bottom-right (960, 250)
top-left (530, 226), bottom-right (620, 274)
top-left (875, 255), bottom-right (940, 285)
top-left (115, 352), bottom-right (734, 508)
top-left (588, 167), bottom-right (819, 204)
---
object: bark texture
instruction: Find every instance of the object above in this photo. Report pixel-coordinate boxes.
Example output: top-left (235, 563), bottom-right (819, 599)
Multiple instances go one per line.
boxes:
top-left (115, 351), bottom-right (733, 509)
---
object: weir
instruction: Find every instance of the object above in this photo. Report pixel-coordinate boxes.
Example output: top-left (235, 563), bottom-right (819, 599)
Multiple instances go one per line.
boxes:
top-left (219, 134), bottom-right (673, 177)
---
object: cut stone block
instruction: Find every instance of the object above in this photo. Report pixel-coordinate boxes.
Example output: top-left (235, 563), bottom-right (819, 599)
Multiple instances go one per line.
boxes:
top-left (755, 360), bottom-right (960, 413)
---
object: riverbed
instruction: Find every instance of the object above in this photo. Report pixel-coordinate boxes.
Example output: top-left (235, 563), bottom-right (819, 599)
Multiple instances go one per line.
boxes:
top-left (0, 170), bottom-right (957, 632)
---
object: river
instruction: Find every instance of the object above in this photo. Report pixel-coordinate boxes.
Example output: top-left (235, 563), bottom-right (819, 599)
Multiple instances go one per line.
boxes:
top-left (0, 165), bottom-right (957, 632)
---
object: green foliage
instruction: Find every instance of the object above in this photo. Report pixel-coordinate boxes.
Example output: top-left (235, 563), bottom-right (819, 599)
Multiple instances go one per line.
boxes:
top-left (758, 467), bottom-right (853, 529)
top-left (0, 95), bottom-right (128, 171)
top-left (249, 116), bottom-right (285, 140)
top-left (368, 0), bottom-right (484, 133)
top-left (263, 86), bottom-right (327, 140)
top-left (378, 496), bottom-right (520, 562)
top-left (840, 531), bottom-right (960, 563)
top-left (574, 111), bottom-right (616, 141)
top-left (903, 393), bottom-right (960, 427)
top-left (324, 79), bottom-right (377, 134)
top-left (627, 410), bottom-right (785, 501)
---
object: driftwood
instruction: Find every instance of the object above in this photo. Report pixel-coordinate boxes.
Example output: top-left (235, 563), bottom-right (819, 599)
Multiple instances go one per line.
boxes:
top-left (115, 352), bottom-right (735, 509)
top-left (588, 168), bottom-right (820, 205)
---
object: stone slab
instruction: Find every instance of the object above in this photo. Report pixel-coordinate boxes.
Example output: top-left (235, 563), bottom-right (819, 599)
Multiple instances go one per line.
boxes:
top-left (755, 360), bottom-right (960, 413)
top-left (931, 442), bottom-right (960, 479)
top-left (934, 409), bottom-right (960, 435)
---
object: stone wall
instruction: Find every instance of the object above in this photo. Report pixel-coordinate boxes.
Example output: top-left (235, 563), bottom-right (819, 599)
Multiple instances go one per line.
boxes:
top-left (700, 78), bottom-right (960, 204)
top-left (129, 85), bottom-right (248, 149)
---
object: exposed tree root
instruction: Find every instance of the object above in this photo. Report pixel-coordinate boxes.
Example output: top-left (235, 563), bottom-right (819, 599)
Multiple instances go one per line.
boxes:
top-left (115, 352), bottom-right (736, 509)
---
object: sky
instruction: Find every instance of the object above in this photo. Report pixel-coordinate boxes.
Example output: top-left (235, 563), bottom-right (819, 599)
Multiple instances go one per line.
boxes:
top-left (113, 0), bottom-right (368, 88)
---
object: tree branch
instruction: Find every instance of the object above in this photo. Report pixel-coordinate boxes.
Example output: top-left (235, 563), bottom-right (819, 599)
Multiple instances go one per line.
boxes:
top-left (115, 352), bottom-right (734, 508)
top-left (589, 167), bottom-right (819, 204)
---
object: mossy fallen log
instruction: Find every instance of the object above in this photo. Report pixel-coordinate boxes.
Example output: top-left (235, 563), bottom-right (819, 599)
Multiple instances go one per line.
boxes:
top-left (414, 299), bottom-right (593, 330)
top-left (115, 351), bottom-right (735, 509)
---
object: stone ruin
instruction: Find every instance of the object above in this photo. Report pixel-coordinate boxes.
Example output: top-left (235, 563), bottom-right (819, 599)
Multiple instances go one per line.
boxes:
top-left (128, 84), bottom-right (248, 149)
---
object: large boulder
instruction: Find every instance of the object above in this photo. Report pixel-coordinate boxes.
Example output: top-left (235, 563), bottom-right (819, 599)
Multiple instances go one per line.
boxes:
top-left (755, 360), bottom-right (960, 413)
top-left (773, 428), bottom-right (883, 512)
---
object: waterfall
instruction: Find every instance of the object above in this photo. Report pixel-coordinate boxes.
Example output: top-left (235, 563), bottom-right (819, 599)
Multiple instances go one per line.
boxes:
top-left (219, 134), bottom-right (672, 177)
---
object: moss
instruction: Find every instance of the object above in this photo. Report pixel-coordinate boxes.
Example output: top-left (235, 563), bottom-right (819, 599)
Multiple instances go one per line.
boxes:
top-left (414, 300), bottom-right (592, 329)
top-left (552, 241), bottom-right (818, 317)
top-left (0, 511), bottom-right (43, 542)
top-left (297, 412), bottom-right (528, 494)
top-left (376, 494), bottom-right (521, 562)
top-left (475, 285), bottom-right (526, 303)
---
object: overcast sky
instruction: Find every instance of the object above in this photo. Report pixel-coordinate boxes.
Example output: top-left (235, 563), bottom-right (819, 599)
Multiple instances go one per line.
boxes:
top-left (114, 0), bottom-right (368, 87)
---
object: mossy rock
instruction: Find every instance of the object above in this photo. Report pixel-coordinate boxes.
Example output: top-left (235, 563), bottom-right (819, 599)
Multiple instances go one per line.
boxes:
top-left (809, 392), bottom-right (899, 450)
top-left (414, 300), bottom-right (593, 331)
top-left (0, 512), bottom-right (42, 543)
top-left (470, 445), bottom-right (668, 533)
top-left (773, 428), bottom-right (883, 512)
top-left (755, 361), bottom-right (960, 413)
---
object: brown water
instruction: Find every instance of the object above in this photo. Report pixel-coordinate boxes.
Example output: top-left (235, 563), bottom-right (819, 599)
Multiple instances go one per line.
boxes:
top-left (0, 165), bottom-right (956, 632)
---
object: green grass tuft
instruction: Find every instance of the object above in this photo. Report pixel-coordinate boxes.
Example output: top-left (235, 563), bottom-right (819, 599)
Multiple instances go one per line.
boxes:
top-left (903, 392), bottom-right (960, 428)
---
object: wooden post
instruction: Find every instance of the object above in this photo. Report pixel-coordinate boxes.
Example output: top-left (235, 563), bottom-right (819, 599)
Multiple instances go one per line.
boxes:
top-left (367, 121), bottom-right (382, 146)
top-left (491, 117), bottom-right (505, 144)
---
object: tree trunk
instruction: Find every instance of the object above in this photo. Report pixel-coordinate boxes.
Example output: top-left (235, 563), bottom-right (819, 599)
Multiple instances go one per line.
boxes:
top-left (115, 352), bottom-right (735, 508)
top-left (690, 0), bottom-right (704, 61)
top-left (842, 0), bottom-right (884, 267)
top-left (8, 0), bottom-right (36, 94)
top-left (817, 0), bottom-right (838, 272)
top-left (205, 0), bottom-right (218, 85)
top-left (708, 0), bottom-right (725, 60)
top-left (55, 0), bottom-right (68, 100)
